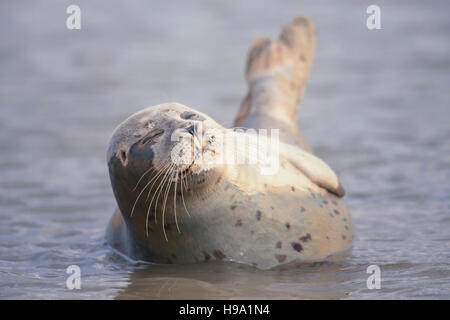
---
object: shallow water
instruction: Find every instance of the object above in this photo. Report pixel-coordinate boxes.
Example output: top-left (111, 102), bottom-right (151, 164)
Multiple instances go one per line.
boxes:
top-left (0, 0), bottom-right (449, 299)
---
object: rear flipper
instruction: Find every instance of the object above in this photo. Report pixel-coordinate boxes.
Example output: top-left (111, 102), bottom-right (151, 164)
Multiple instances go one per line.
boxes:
top-left (234, 17), bottom-right (316, 150)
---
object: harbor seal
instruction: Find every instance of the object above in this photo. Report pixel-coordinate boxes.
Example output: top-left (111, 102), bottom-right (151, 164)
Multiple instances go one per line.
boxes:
top-left (106, 17), bottom-right (353, 269)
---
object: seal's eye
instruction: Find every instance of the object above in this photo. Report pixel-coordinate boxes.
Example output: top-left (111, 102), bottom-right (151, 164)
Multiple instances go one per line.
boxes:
top-left (140, 128), bottom-right (164, 145)
top-left (180, 111), bottom-right (205, 121)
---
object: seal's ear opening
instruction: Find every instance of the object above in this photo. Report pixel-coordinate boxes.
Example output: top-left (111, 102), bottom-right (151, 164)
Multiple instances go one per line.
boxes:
top-left (118, 149), bottom-right (128, 167)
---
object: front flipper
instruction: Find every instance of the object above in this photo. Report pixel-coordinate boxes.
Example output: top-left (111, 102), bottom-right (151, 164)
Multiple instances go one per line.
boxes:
top-left (282, 143), bottom-right (345, 197)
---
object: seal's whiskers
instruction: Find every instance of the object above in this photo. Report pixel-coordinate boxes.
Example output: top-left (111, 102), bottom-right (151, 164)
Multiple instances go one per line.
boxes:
top-left (162, 164), bottom-right (176, 241)
top-left (130, 162), bottom-right (171, 218)
top-left (173, 171), bottom-right (181, 233)
top-left (132, 166), bottom-right (157, 192)
top-left (145, 163), bottom-right (173, 236)
top-left (144, 162), bottom-right (172, 202)
top-left (148, 163), bottom-right (173, 227)
top-left (180, 168), bottom-right (191, 218)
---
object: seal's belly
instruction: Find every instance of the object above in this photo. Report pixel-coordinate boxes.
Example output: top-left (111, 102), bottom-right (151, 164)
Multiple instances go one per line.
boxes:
top-left (116, 181), bottom-right (354, 270)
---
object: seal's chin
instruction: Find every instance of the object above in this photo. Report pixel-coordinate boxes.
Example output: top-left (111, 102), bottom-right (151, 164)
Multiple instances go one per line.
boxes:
top-left (184, 165), bottom-right (224, 194)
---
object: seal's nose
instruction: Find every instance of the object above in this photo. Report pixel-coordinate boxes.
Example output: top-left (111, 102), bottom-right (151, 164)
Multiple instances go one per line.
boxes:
top-left (184, 122), bottom-right (205, 151)
top-left (185, 122), bottom-right (202, 137)
top-left (186, 124), bottom-right (196, 136)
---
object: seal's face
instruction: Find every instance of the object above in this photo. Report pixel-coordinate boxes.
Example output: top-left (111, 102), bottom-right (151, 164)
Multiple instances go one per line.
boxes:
top-left (107, 103), bottom-right (226, 231)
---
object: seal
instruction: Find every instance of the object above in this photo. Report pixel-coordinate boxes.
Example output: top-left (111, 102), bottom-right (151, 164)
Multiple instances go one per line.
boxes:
top-left (106, 17), bottom-right (354, 269)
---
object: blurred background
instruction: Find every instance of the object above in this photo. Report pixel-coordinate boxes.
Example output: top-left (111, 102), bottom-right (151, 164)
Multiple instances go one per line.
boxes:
top-left (0, 0), bottom-right (449, 299)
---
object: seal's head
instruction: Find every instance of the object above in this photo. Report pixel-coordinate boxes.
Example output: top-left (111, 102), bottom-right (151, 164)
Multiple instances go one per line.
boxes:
top-left (107, 103), bottom-right (226, 228)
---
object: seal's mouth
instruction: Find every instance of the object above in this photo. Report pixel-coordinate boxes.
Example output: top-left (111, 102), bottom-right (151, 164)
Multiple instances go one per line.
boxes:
top-left (177, 165), bottom-right (192, 180)
top-left (172, 146), bottom-right (218, 184)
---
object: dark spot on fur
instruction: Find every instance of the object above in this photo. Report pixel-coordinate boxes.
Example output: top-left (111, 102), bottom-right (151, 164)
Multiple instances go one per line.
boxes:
top-left (334, 209), bottom-right (340, 215)
top-left (343, 218), bottom-right (347, 222)
top-left (329, 213), bottom-right (334, 217)
top-left (291, 186), bottom-right (295, 192)
top-left (323, 200), bottom-right (328, 205)
top-left (235, 219), bottom-right (242, 227)
top-left (345, 225), bottom-right (349, 230)
top-left (275, 254), bottom-right (287, 263)
top-left (256, 210), bottom-right (262, 220)
top-left (291, 242), bottom-right (303, 252)
top-left (276, 241), bottom-right (282, 249)
top-left (231, 205), bottom-right (237, 210)
top-left (332, 200), bottom-right (338, 205)
top-left (300, 207), bottom-right (305, 212)
top-left (230, 194), bottom-right (235, 201)
top-left (203, 251), bottom-right (211, 261)
top-left (299, 233), bottom-right (312, 242)
top-left (326, 236), bottom-right (330, 240)
top-left (342, 234), bottom-right (347, 240)
top-left (224, 185), bottom-right (229, 191)
top-left (213, 250), bottom-right (226, 260)
top-left (285, 222), bottom-right (291, 230)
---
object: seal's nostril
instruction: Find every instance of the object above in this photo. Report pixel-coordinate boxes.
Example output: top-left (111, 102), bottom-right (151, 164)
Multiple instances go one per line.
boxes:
top-left (186, 125), bottom-right (196, 136)
top-left (180, 111), bottom-right (205, 121)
